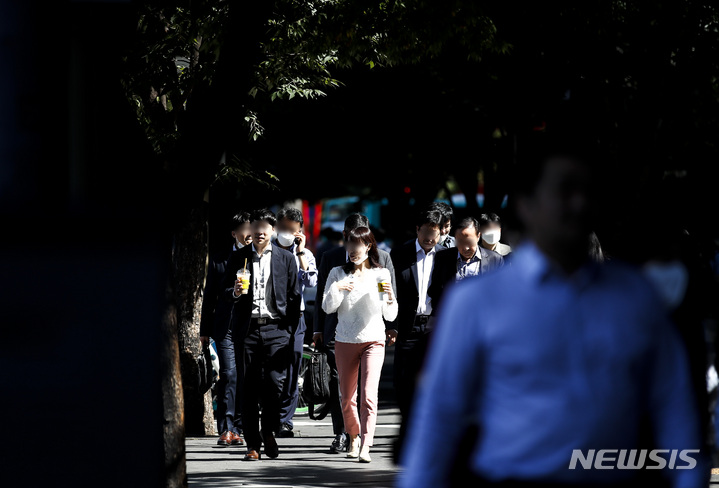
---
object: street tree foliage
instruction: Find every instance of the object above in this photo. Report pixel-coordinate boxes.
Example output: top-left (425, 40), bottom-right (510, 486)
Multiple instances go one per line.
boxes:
top-left (122, 0), bottom-right (508, 168)
top-left (123, 0), bottom-right (719, 224)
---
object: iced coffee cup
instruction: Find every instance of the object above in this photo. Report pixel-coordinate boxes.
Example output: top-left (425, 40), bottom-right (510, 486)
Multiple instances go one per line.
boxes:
top-left (377, 277), bottom-right (390, 301)
top-left (236, 270), bottom-right (250, 295)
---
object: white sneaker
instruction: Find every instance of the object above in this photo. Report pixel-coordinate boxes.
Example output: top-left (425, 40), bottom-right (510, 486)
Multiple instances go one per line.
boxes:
top-left (359, 445), bottom-right (371, 463)
top-left (346, 435), bottom-right (360, 458)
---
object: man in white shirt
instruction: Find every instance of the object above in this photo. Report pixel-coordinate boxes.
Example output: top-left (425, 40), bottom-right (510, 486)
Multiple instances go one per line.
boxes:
top-left (390, 208), bottom-right (445, 461)
top-left (222, 208), bottom-right (301, 461)
top-left (273, 206), bottom-right (318, 437)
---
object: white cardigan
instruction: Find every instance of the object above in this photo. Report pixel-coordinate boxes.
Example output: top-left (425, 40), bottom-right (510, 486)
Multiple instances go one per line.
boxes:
top-left (322, 265), bottom-right (398, 343)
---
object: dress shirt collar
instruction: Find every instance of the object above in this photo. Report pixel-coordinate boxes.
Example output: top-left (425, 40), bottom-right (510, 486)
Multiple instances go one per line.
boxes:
top-left (517, 241), bottom-right (599, 290)
top-left (251, 243), bottom-right (272, 257)
top-left (456, 248), bottom-right (481, 263)
top-left (415, 239), bottom-right (436, 256)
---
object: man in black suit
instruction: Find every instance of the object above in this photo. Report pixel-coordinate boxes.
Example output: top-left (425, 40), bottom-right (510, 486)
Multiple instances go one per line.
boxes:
top-left (429, 216), bottom-right (505, 314)
top-left (222, 208), bottom-right (301, 461)
top-left (390, 208), bottom-right (445, 461)
top-left (313, 213), bottom-right (397, 453)
top-left (200, 211), bottom-right (252, 447)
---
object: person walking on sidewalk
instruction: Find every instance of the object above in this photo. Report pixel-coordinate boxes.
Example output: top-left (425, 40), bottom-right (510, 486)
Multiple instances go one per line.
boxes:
top-left (222, 208), bottom-right (301, 461)
top-left (199, 211), bottom-right (252, 447)
top-left (314, 213), bottom-right (397, 454)
top-left (398, 138), bottom-right (710, 487)
top-left (273, 206), bottom-right (318, 438)
top-left (322, 226), bottom-right (398, 463)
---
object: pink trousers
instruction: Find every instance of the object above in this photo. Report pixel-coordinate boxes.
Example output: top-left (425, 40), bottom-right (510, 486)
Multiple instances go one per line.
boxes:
top-left (334, 340), bottom-right (385, 446)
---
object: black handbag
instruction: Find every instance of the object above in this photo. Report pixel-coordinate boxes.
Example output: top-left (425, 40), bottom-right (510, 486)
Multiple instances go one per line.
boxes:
top-left (302, 350), bottom-right (331, 420)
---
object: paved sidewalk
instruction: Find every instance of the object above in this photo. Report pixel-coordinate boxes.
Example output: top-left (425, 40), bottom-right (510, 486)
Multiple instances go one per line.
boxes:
top-left (187, 405), bottom-right (402, 488)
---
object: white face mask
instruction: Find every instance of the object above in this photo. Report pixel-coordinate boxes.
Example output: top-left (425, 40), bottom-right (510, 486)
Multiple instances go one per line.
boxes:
top-left (642, 260), bottom-right (689, 310)
top-left (277, 232), bottom-right (296, 247)
top-left (482, 229), bottom-right (501, 246)
top-left (350, 246), bottom-right (370, 265)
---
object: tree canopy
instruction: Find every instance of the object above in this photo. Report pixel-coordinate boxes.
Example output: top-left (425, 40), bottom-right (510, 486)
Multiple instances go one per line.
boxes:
top-left (122, 0), bottom-right (719, 242)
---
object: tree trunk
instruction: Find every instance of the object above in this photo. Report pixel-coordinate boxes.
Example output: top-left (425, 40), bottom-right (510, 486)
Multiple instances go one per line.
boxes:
top-left (161, 285), bottom-right (187, 488)
top-left (173, 201), bottom-right (216, 437)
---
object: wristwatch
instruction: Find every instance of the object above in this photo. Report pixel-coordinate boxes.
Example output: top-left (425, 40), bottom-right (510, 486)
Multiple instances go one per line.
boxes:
top-left (296, 251), bottom-right (305, 256)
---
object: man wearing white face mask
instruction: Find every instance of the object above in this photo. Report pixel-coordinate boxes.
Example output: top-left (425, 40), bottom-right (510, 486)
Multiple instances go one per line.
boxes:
top-left (200, 211), bottom-right (252, 447)
top-left (429, 201), bottom-right (456, 248)
top-left (479, 212), bottom-right (512, 257)
top-left (273, 206), bottom-right (317, 438)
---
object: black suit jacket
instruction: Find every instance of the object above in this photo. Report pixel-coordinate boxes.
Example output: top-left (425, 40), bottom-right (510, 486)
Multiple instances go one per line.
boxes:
top-left (314, 245), bottom-right (397, 341)
top-left (199, 245), bottom-right (239, 338)
top-left (428, 246), bottom-right (504, 315)
top-left (221, 243), bottom-right (301, 339)
top-left (390, 239), bottom-right (445, 337)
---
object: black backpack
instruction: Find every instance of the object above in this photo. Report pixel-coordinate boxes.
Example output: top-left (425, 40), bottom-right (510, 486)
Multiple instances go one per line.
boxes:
top-left (302, 350), bottom-right (331, 420)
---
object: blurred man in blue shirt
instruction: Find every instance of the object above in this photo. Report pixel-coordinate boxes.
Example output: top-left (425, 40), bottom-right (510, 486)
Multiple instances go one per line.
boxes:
top-left (398, 138), bottom-right (710, 488)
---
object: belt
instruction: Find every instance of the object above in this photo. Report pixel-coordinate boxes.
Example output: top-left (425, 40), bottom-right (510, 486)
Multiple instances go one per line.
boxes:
top-left (414, 314), bottom-right (431, 325)
top-left (251, 317), bottom-right (279, 326)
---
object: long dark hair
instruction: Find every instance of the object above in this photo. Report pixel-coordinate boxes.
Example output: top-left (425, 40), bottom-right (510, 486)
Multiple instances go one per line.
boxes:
top-left (342, 226), bottom-right (381, 273)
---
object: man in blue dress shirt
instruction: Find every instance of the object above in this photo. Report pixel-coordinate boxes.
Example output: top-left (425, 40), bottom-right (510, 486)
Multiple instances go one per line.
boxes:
top-left (398, 139), bottom-right (710, 488)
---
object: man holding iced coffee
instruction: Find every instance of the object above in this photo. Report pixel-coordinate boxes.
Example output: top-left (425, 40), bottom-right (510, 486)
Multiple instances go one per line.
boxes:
top-left (222, 208), bottom-right (301, 461)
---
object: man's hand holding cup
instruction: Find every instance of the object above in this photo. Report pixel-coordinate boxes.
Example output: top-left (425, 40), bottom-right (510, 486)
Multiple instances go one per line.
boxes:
top-left (235, 270), bottom-right (251, 297)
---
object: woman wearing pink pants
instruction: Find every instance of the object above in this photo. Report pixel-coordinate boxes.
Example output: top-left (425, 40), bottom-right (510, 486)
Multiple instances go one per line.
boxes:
top-left (322, 226), bottom-right (398, 463)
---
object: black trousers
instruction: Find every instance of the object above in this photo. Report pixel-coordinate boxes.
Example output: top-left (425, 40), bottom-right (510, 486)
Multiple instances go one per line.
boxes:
top-left (241, 321), bottom-right (292, 449)
top-left (324, 341), bottom-right (345, 435)
top-left (394, 315), bottom-right (436, 461)
top-left (279, 314), bottom-right (306, 427)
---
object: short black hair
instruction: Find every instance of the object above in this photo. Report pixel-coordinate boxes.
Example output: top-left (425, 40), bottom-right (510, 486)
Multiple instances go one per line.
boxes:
top-left (456, 216), bottom-right (480, 235)
top-left (344, 213), bottom-right (370, 231)
top-left (416, 209), bottom-right (443, 229)
top-left (251, 208), bottom-right (277, 227)
top-left (429, 201), bottom-right (453, 226)
top-left (478, 213), bottom-right (501, 228)
top-left (231, 211), bottom-right (251, 230)
top-left (277, 206), bottom-right (304, 226)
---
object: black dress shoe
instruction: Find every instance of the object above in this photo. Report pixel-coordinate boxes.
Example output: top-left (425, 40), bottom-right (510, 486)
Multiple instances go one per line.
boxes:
top-left (330, 433), bottom-right (348, 454)
top-left (262, 431), bottom-right (279, 459)
top-left (277, 422), bottom-right (294, 438)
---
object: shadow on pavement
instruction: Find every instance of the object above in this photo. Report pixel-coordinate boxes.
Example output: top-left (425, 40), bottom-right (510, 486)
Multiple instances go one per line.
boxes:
top-left (188, 463), bottom-right (399, 488)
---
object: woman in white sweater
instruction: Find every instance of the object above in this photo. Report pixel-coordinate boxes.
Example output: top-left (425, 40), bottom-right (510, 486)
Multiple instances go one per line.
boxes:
top-left (322, 226), bottom-right (398, 463)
